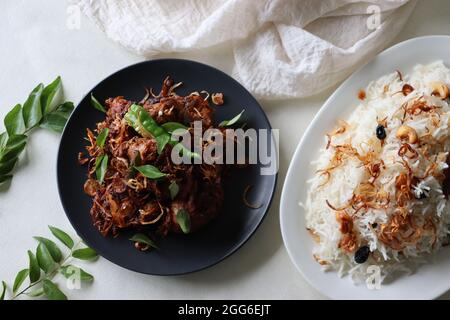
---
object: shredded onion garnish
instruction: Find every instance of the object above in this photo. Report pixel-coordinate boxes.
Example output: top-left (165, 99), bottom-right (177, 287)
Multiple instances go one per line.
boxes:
top-left (139, 88), bottom-right (151, 104)
top-left (325, 120), bottom-right (349, 149)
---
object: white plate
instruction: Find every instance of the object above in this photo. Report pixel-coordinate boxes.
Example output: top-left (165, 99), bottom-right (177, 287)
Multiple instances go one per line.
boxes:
top-left (280, 36), bottom-right (450, 300)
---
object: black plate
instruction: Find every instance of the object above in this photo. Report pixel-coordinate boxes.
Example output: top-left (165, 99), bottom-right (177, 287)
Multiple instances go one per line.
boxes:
top-left (57, 59), bottom-right (277, 275)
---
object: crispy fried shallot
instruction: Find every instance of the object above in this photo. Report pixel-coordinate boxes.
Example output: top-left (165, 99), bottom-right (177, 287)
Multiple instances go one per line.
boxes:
top-left (78, 152), bottom-right (89, 165)
top-left (307, 228), bottom-right (321, 243)
top-left (325, 120), bottom-right (349, 149)
top-left (378, 210), bottom-right (437, 250)
top-left (402, 84), bottom-right (414, 96)
top-left (398, 143), bottom-right (418, 159)
top-left (336, 211), bottom-right (357, 253)
top-left (211, 93), bottom-right (224, 105)
top-left (358, 89), bottom-right (366, 100)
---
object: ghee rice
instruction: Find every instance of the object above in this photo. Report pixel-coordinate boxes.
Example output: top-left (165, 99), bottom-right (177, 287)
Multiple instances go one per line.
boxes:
top-left (304, 61), bottom-right (450, 283)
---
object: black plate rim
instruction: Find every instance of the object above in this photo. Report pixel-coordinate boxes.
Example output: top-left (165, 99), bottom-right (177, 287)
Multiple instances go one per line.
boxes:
top-left (56, 58), bottom-right (278, 276)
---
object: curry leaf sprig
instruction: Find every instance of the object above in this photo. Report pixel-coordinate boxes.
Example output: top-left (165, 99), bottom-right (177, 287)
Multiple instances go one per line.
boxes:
top-left (125, 104), bottom-right (172, 155)
top-left (219, 109), bottom-right (245, 127)
top-left (89, 96), bottom-right (109, 183)
top-left (175, 209), bottom-right (191, 234)
top-left (124, 104), bottom-right (200, 159)
top-left (0, 226), bottom-right (98, 300)
top-left (94, 128), bottom-right (110, 183)
top-left (129, 234), bottom-right (159, 250)
top-left (0, 77), bottom-right (74, 186)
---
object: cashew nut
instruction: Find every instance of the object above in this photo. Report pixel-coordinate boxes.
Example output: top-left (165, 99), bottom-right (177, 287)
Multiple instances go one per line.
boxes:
top-left (431, 82), bottom-right (449, 99)
top-left (396, 125), bottom-right (418, 144)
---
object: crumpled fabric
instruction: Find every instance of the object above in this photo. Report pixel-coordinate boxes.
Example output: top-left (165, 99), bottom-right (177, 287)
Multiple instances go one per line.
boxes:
top-left (75, 0), bottom-right (417, 100)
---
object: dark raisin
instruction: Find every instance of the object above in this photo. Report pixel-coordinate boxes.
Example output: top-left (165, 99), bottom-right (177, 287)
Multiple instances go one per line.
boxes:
top-left (376, 125), bottom-right (386, 140)
top-left (354, 245), bottom-right (370, 264)
top-left (371, 223), bottom-right (378, 228)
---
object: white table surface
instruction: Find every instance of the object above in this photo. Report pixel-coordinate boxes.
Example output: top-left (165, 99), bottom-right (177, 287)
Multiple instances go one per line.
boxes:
top-left (1, 0), bottom-right (450, 300)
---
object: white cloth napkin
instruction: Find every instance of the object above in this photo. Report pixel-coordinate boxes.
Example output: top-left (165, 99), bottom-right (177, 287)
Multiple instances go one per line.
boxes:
top-left (75, 0), bottom-right (416, 100)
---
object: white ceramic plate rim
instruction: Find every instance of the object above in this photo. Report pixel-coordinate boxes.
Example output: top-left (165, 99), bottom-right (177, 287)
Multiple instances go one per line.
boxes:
top-left (280, 36), bottom-right (450, 300)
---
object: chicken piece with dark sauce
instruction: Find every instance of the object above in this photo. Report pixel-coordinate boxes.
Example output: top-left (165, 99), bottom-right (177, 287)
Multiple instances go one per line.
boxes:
top-left (80, 77), bottom-right (227, 248)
